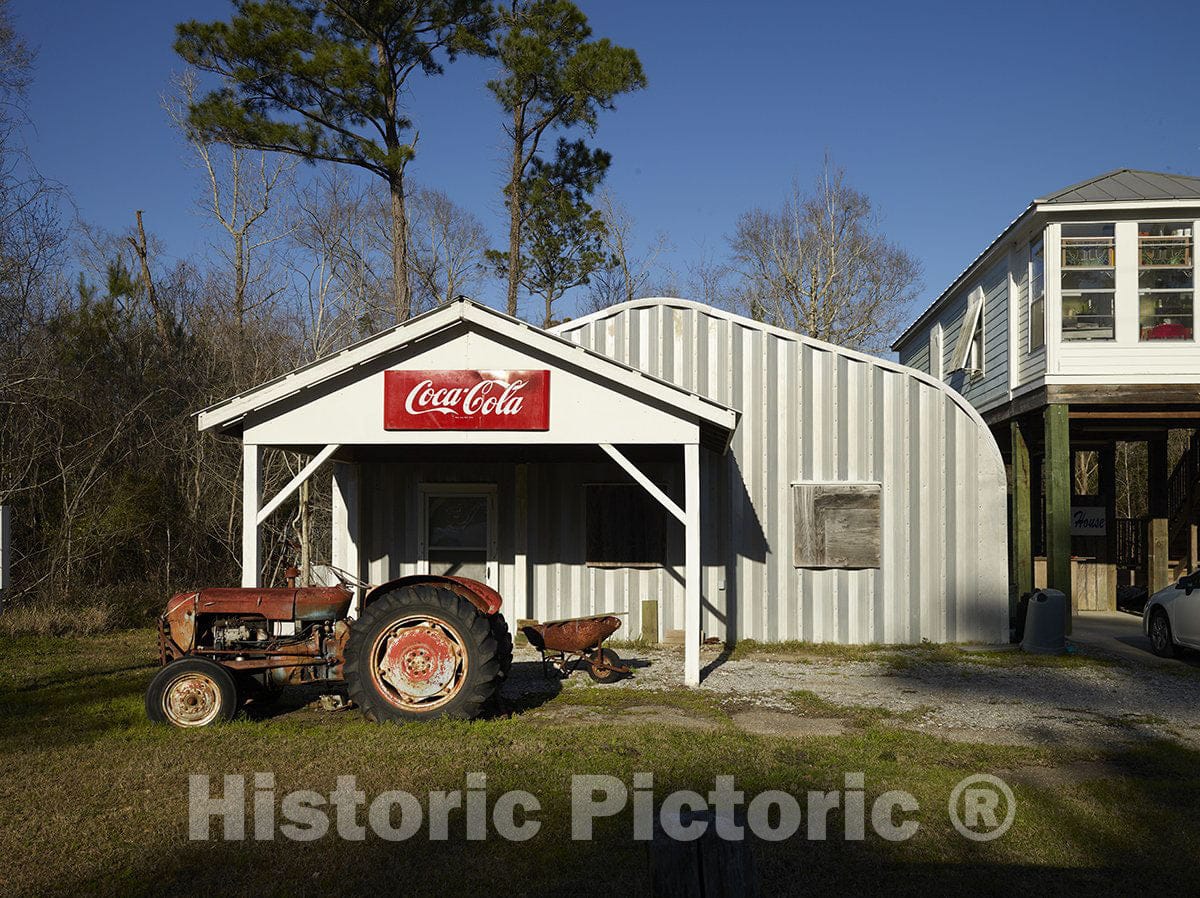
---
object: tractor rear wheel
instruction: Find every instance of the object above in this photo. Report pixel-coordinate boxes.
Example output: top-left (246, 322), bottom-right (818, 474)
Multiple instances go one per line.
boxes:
top-left (344, 585), bottom-right (501, 722)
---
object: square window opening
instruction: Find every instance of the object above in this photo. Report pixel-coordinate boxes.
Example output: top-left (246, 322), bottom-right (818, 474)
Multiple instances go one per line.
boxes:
top-left (586, 484), bottom-right (669, 568)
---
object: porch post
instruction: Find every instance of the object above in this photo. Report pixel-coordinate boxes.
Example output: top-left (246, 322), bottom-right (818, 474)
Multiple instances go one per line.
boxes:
top-left (1044, 404), bottom-right (1071, 630)
top-left (1010, 419), bottom-right (1033, 615)
top-left (684, 442), bottom-right (701, 687)
top-left (1147, 435), bottom-right (1170, 593)
top-left (242, 444), bottom-right (263, 588)
top-left (1099, 442), bottom-right (1118, 611)
top-left (514, 463), bottom-right (529, 622)
top-left (332, 462), bottom-right (361, 616)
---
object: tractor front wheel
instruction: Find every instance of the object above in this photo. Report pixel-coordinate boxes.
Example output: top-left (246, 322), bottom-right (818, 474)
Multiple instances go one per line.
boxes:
top-left (344, 585), bottom-right (501, 722)
top-left (146, 658), bottom-right (239, 728)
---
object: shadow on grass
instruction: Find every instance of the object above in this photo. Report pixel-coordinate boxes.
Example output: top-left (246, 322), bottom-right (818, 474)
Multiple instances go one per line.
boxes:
top-left (45, 777), bottom-right (1198, 898)
top-left (0, 664), bottom-right (151, 750)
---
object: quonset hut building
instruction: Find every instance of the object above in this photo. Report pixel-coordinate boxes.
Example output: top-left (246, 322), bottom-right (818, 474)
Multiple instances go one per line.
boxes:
top-left (198, 297), bottom-right (1009, 684)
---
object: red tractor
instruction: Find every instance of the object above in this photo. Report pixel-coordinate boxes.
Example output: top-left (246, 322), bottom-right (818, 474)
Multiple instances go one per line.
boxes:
top-left (145, 575), bottom-right (512, 728)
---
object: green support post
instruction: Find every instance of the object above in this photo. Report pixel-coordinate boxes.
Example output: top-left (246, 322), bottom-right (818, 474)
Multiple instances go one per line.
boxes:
top-left (1010, 419), bottom-right (1033, 624)
top-left (1044, 404), bottom-right (1072, 631)
top-left (1099, 442), bottom-right (1117, 611)
top-left (1147, 436), bottom-right (1170, 594)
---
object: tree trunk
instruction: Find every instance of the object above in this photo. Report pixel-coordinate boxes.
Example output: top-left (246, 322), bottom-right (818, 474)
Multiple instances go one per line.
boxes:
top-left (233, 230), bottom-right (246, 347)
top-left (506, 111), bottom-right (525, 318)
top-left (127, 210), bottom-right (171, 348)
top-left (389, 176), bottom-right (411, 321)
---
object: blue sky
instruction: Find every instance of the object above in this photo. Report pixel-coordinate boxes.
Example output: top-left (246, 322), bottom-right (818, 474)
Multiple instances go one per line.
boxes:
top-left (13, 0), bottom-right (1200, 323)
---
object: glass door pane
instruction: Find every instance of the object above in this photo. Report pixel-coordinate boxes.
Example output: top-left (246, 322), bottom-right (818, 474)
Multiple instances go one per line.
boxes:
top-left (428, 496), bottom-right (488, 549)
top-left (425, 493), bottom-right (491, 583)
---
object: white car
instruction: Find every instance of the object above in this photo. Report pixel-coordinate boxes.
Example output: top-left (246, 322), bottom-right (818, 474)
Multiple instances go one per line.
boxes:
top-left (1144, 573), bottom-right (1200, 657)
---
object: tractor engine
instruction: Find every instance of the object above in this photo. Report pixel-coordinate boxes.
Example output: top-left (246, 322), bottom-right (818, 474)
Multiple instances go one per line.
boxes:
top-left (158, 585), bottom-right (355, 686)
top-left (211, 617), bottom-right (270, 650)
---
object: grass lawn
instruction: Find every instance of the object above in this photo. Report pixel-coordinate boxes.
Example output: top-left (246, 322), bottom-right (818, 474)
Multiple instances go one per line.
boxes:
top-left (1, 630), bottom-right (1197, 897)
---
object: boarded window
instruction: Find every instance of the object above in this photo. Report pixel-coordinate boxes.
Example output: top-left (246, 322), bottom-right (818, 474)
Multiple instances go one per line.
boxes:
top-left (586, 484), bottom-right (668, 567)
top-left (793, 483), bottom-right (881, 569)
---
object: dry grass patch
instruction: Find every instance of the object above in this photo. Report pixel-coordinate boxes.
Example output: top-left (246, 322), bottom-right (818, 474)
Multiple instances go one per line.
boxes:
top-left (0, 599), bottom-right (119, 637)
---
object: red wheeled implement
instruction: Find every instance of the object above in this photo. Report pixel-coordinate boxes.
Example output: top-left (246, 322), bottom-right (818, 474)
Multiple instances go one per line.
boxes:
top-left (521, 614), bottom-right (632, 683)
top-left (146, 574), bottom-right (512, 728)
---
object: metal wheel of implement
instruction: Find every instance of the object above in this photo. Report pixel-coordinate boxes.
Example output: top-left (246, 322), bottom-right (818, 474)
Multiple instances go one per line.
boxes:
top-left (587, 647), bottom-right (627, 683)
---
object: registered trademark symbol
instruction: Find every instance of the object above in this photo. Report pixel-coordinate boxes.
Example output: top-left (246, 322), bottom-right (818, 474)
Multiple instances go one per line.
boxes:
top-left (948, 774), bottom-right (1015, 841)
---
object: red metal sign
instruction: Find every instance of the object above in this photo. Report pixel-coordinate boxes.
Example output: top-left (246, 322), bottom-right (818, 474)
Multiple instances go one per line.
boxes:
top-left (384, 370), bottom-right (550, 431)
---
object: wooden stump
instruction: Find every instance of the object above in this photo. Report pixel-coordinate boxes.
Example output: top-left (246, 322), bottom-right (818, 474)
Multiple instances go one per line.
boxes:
top-left (650, 809), bottom-right (758, 897)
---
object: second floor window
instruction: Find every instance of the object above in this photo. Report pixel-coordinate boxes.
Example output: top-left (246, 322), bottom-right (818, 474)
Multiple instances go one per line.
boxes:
top-left (1139, 222), bottom-right (1194, 341)
top-left (1061, 223), bottom-right (1115, 341)
top-left (950, 287), bottom-right (984, 374)
top-left (1029, 236), bottom-right (1045, 350)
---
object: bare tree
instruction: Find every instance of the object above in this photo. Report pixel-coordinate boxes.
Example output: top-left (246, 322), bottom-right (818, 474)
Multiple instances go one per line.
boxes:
top-left (125, 210), bottom-right (174, 347)
top-left (0, 0), bottom-right (58, 349)
top-left (288, 170), bottom-right (391, 361)
top-left (406, 184), bottom-right (487, 311)
top-left (164, 71), bottom-right (292, 342)
top-left (1075, 450), bottom-right (1099, 495)
top-left (585, 189), bottom-right (671, 310)
top-left (729, 159), bottom-right (921, 352)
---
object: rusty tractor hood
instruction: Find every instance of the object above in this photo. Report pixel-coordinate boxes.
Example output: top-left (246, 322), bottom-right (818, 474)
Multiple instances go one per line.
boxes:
top-left (173, 586), bottom-right (354, 622)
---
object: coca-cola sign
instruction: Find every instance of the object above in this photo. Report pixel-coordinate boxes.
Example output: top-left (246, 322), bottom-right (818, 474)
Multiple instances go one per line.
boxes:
top-left (384, 370), bottom-right (550, 431)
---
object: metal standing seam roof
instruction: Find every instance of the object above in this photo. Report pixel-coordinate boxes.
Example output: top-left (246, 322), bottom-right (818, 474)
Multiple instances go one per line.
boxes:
top-left (1038, 169), bottom-right (1200, 204)
top-left (554, 296), bottom-right (1000, 446)
top-left (892, 169), bottom-right (1200, 350)
top-left (195, 296), bottom-right (741, 438)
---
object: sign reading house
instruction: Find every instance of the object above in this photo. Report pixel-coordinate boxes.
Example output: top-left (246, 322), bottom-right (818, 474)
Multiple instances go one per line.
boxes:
top-left (384, 370), bottom-right (550, 431)
top-left (1070, 506), bottom-right (1107, 536)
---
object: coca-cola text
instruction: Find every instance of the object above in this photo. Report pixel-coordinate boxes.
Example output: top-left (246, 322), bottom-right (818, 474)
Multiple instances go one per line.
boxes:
top-left (384, 370), bottom-right (550, 431)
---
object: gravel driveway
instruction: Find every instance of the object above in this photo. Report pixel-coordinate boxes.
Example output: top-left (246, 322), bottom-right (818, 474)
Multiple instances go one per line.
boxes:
top-left (504, 641), bottom-right (1200, 750)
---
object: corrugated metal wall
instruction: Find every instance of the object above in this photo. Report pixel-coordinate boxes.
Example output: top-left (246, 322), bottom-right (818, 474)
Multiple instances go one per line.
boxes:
top-left (551, 300), bottom-right (1009, 644)
top-left (356, 300), bottom-right (1008, 645)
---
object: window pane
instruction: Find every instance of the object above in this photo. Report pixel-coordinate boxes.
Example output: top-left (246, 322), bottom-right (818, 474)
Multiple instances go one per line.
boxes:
top-left (586, 485), bottom-right (667, 566)
top-left (1062, 292), bottom-right (1115, 341)
top-left (428, 496), bottom-right (488, 548)
top-left (1061, 223), bottom-right (1115, 268)
top-left (1139, 222), bottom-right (1192, 267)
top-left (1138, 222), bottom-right (1194, 342)
top-left (1030, 237), bottom-right (1044, 299)
top-left (1062, 269), bottom-right (1115, 290)
top-left (1139, 292), bottom-right (1193, 341)
top-left (1140, 268), bottom-right (1193, 290)
top-left (1030, 296), bottom-right (1045, 349)
top-left (428, 549), bottom-right (486, 581)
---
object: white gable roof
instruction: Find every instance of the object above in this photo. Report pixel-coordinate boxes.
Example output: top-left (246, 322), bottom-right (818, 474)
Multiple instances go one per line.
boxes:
top-left (197, 298), bottom-right (739, 445)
